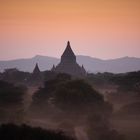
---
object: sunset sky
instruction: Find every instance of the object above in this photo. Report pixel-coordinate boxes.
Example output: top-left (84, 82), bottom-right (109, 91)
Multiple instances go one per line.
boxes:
top-left (0, 0), bottom-right (140, 60)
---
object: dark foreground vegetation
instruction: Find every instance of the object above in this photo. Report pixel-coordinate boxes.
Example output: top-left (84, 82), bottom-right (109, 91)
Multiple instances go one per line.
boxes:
top-left (0, 123), bottom-right (74, 140)
top-left (30, 74), bottom-right (124, 140)
top-left (0, 70), bottom-right (140, 140)
top-left (0, 81), bottom-right (26, 123)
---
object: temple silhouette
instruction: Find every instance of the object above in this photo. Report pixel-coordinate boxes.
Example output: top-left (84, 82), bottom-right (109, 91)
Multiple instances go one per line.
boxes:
top-left (51, 41), bottom-right (86, 76)
top-left (33, 63), bottom-right (41, 75)
top-left (30, 63), bottom-right (42, 84)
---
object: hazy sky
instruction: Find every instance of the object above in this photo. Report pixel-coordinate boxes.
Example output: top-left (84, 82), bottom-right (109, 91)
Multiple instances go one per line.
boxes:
top-left (0, 0), bottom-right (140, 60)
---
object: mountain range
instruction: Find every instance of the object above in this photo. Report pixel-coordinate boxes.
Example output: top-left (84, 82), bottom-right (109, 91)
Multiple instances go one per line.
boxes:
top-left (0, 55), bottom-right (140, 73)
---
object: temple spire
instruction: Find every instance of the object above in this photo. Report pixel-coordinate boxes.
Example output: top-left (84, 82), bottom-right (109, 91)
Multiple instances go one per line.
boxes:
top-left (62, 41), bottom-right (75, 57)
top-left (33, 63), bottom-right (40, 74)
top-left (67, 41), bottom-right (70, 47)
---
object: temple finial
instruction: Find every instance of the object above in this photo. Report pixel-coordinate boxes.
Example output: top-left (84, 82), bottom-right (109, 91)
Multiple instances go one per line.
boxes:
top-left (67, 41), bottom-right (70, 46)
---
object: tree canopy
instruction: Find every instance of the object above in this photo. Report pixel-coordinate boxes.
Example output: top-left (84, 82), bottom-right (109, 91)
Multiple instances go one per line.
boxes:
top-left (0, 124), bottom-right (74, 140)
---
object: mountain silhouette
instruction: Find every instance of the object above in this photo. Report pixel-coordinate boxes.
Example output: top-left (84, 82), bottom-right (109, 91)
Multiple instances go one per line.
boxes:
top-left (0, 55), bottom-right (140, 73)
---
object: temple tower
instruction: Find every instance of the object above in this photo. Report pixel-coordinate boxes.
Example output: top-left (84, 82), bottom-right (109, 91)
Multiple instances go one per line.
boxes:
top-left (52, 41), bottom-right (86, 77)
top-left (61, 41), bottom-right (76, 64)
top-left (31, 63), bottom-right (42, 84)
top-left (33, 63), bottom-right (40, 74)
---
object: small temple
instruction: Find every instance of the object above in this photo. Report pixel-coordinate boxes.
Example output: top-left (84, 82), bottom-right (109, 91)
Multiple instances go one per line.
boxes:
top-left (31, 63), bottom-right (42, 84)
top-left (33, 63), bottom-right (41, 74)
top-left (51, 41), bottom-right (86, 76)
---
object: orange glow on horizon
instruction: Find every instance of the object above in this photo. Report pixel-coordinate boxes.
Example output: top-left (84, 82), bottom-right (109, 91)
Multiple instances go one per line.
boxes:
top-left (0, 0), bottom-right (140, 60)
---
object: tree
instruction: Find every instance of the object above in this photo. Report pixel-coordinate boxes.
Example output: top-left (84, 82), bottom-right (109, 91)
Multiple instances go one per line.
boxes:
top-left (53, 79), bottom-right (107, 113)
top-left (30, 74), bottom-right (115, 140)
top-left (0, 80), bottom-right (27, 123)
top-left (31, 73), bottom-right (72, 112)
top-left (0, 123), bottom-right (74, 140)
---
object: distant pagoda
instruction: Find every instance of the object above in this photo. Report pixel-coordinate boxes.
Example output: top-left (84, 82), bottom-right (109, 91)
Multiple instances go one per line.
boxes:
top-left (31, 63), bottom-right (42, 84)
top-left (33, 63), bottom-right (40, 75)
top-left (52, 41), bottom-right (86, 76)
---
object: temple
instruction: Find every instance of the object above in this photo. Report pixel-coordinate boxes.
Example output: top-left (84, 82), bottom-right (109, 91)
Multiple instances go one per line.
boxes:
top-left (51, 41), bottom-right (86, 76)
top-left (33, 63), bottom-right (40, 74)
top-left (31, 63), bottom-right (42, 84)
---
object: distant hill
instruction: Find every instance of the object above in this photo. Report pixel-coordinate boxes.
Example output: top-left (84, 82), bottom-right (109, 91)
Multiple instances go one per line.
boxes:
top-left (0, 55), bottom-right (140, 73)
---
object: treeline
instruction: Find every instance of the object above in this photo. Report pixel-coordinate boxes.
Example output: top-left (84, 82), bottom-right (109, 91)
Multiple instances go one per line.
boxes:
top-left (87, 71), bottom-right (140, 91)
top-left (1, 68), bottom-right (140, 89)
top-left (0, 123), bottom-right (74, 140)
top-left (0, 73), bottom-right (125, 140)
top-left (1, 71), bottom-right (140, 139)
top-left (0, 68), bottom-right (56, 86)
top-left (87, 72), bottom-right (140, 118)
top-left (29, 74), bottom-right (124, 140)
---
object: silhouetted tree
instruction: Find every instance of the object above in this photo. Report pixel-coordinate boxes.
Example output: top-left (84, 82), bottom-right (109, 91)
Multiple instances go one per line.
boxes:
top-left (0, 123), bottom-right (74, 140)
top-left (2, 69), bottom-right (30, 84)
top-left (53, 79), bottom-right (110, 114)
top-left (31, 73), bottom-right (72, 112)
top-left (0, 80), bottom-right (27, 123)
top-left (30, 74), bottom-right (115, 139)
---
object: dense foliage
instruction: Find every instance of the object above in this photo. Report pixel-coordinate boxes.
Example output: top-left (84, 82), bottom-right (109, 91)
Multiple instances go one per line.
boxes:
top-left (0, 124), bottom-right (74, 140)
top-left (87, 71), bottom-right (140, 92)
top-left (0, 80), bottom-right (26, 122)
top-left (0, 81), bottom-right (26, 106)
top-left (31, 73), bottom-right (112, 116)
top-left (29, 74), bottom-right (120, 140)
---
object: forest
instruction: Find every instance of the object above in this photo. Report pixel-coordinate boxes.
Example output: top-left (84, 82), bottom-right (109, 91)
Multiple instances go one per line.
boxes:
top-left (0, 70), bottom-right (140, 140)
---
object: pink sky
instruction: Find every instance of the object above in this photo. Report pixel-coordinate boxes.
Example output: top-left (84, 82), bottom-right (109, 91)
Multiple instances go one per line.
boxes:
top-left (0, 0), bottom-right (140, 60)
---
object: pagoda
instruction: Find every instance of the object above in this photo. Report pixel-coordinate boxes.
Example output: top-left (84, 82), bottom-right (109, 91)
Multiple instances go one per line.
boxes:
top-left (52, 41), bottom-right (86, 76)
top-left (31, 63), bottom-right (42, 84)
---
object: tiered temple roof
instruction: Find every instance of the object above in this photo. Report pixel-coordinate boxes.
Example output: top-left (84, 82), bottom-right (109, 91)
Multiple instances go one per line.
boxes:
top-left (52, 41), bottom-right (86, 77)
